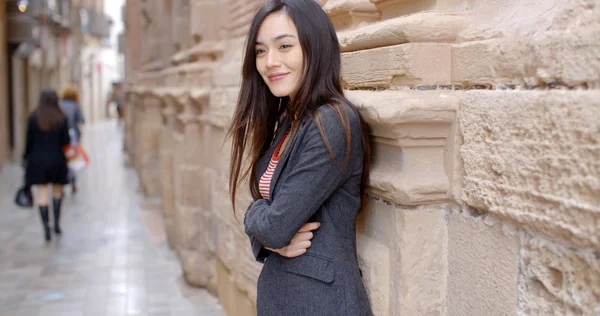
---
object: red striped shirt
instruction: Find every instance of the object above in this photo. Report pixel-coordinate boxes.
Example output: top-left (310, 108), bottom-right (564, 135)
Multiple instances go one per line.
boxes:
top-left (259, 130), bottom-right (290, 200)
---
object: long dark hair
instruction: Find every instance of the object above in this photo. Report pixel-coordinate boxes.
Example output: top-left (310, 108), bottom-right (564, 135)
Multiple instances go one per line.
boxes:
top-left (36, 89), bottom-right (65, 132)
top-left (227, 0), bottom-right (371, 212)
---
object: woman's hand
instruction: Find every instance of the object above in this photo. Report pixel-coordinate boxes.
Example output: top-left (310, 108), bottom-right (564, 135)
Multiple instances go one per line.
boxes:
top-left (266, 222), bottom-right (320, 258)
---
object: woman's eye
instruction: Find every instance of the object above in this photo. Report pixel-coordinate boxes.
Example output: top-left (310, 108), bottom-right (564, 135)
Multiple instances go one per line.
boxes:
top-left (256, 49), bottom-right (266, 55)
top-left (280, 44), bottom-right (292, 50)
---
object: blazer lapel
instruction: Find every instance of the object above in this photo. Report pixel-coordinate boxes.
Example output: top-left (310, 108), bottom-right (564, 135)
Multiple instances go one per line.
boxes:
top-left (255, 115), bottom-right (289, 182)
top-left (269, 115), bottom-right (309, 200)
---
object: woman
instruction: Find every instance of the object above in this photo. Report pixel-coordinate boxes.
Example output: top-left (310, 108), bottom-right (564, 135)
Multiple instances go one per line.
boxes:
top-left (228, 1), bottom-right (372, 315)
top-left (24, 89), bottom-right (70, 242)
top-left (59, 85), bottom-right (85, 192)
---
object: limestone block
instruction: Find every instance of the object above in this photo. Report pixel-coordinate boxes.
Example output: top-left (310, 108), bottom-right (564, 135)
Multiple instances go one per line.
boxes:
top-left (181, 63), bottom-right (213, 88)
top-left (342, 43), bottom-right (451, 88)
top-left (434, 0), bottom-right (469, 11)
top-left (395, 204), bottom-right (448, 316)
top-left (448, 210), bottom-right (520, 316)
top-left (172, 0), bottom-right (191, 51)
top-left (338, 12), bottom-right (471, 52)
top-left (212, 38), bottom-right (246, 87)
top-left (161, 97), bottom-right (182, 131)
top-left (179, 247), bottom-right (218, 291)
top-left (187, 40), bottom-right (225, 63)
top-left (451, 39), bottom-right (497, 85)
top-left (369, 0), bottom-right (436, 19)
top-left (347, 90), bottom-right (460, 205)
top-left (197, 125), bottom-right (229, 172)
top-left (323, 0), bottom-right (381, 31)
top-left (178, 166), bottom-right (205, 208)
top-left (162, 66), bottom-right (185, 87)
top-left (501, 28), bottom-right (600, 86)
top-left (214, 182), bottom-right (261, 284)
top-left (357, 233), bottom-right (390, 316)
top-left (456, 0), bottom-right (600, 42)
top-left (209, 168), bottom-right (262, 301)
top-left (460, 91), bottom-right (600, 249)
top-left (173, 204), bottom-right (203, 250)
top-left (190, 0), bottom-right (226, 43)
top-left (207, 87), bottom-right (240, 129)
top-left (174, 203), bottom-right (217, 290)
top-left (160, 126), bottom-right (176, 247)
top-left (124, 92), bottom-right (138, 157)
top-left (357, 199), bottom-right (449, 315)
top-left (224, 0), bottom-right (264, 38)
top-left (519, 233), bottom-right (600, 315)
top-left (216, 258), bottom-right (257, 316)
top-left (139, 95), bottom-right (164, 198)
top-left (452, 27), bottom-right (600, 86)
top-left (177, 96), bottom-right (207, 164)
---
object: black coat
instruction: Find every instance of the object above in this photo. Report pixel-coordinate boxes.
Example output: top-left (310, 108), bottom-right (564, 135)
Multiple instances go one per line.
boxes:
top-left (23, 113), bottom-right (70, 185)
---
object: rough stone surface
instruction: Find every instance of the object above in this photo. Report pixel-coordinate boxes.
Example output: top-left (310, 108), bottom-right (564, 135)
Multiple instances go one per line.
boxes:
top-left (347, 90), bottom-right (460, 205)
top-left (396, 204), bottom-right (448, 316)
top-left (460, 91), bottom-right (600, 249)
top-left (452, 29), bottom-right (600, 86)
top-left (357, 199), bottom-right (449, 316)
top-left (342, 43), bottom-right (452, 88)
top-left (518, 233), bottom-right (600, 316)
top-left (123, 0), bottom-right (600, 315)
top-left (357, 232), bottom-right (391, 316)
top-left (448, 209), bottom-right (521, 316)
top-left (339, 12), bottom-right (470, 52)
top-left (323, 0), bottom-right (380, 31)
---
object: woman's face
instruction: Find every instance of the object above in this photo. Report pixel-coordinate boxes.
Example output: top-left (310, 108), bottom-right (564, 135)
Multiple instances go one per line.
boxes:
top-left (255, 11), bottom-right (304, 100)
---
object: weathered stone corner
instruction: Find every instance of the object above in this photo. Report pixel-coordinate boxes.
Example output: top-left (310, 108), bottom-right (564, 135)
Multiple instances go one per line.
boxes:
top-left (348, 90), bottom-right (460, 205)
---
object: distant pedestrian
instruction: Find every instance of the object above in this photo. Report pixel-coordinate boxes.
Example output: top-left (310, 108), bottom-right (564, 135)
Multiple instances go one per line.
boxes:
top-left (107, 82), bottom-right (123, 125)
top-left (24, 89), bottom-right (70, 242)
top-left (60, 85), bottom-right (85, 193)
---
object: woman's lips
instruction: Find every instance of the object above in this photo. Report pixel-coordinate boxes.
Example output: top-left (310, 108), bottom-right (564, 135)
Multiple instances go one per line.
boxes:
top-left (268, 73), bottom-right (289, 82)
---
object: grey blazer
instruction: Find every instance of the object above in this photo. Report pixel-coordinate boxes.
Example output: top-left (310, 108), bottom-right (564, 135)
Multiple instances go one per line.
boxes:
top-left (244, 102), bottom-right (373, 316)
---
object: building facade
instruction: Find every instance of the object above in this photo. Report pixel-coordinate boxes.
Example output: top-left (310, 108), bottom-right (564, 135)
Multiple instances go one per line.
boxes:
top-left (122, 0), bottom-right (600, 315)
top-left (0, 0), bottom-right (111, 168)
top-left (70, 0), bottom-right (112, 124)
top-left (3, 0), bottom-right (72, 165)
top-left (0, 1), bottom-right (9, 168)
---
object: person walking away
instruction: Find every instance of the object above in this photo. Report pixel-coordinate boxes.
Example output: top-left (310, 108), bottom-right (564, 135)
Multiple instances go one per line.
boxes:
top-left (106, 82), bottom-right (123, 126)
top-left (24, 89), bottom-right (71, 242)
top-left (59, 85), bottom-right (85, 192)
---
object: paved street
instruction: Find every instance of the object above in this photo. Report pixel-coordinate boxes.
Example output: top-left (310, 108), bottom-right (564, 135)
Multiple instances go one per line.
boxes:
top-left (0, 121), bottom-right (224, 316)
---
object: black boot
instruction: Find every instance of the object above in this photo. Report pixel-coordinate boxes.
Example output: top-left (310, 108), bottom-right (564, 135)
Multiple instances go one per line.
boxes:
top-left (39, 206), bottom-right (51, 241)
top-left (52, 198), bottom-right (62, 235)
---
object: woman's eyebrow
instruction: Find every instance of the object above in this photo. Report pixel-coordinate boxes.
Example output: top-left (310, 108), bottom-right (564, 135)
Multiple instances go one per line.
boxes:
top-left (256, 34), bottom-right (296, 45)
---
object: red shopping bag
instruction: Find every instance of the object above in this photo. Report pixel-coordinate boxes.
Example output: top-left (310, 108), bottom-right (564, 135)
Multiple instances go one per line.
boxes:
top-left (63, 144), bottom-right (90, 172)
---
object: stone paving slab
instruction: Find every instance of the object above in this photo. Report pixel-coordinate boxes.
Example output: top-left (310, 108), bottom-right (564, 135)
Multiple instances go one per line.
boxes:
top-left (0, 121), bottom-right (224, 316)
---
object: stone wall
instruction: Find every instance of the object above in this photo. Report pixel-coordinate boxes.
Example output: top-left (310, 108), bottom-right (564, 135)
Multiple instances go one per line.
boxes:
top-left (0, 2), bottom-right (9, 168)
top-left (123, 0), bottom-right (600, 315)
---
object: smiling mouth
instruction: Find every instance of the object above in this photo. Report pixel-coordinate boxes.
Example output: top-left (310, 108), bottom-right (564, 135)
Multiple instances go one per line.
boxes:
top-left (268, 73), bottom-right (289, 82)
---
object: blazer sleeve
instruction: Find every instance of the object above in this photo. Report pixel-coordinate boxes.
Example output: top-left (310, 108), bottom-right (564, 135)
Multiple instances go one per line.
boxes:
top-left (245, 201), bottom-right (273, 263)
top-left (244, 108), bottom-right (352, 250)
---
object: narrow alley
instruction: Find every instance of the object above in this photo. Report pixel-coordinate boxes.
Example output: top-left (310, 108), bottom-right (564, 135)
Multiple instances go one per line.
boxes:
top-left (0, 121), bottom-right (224, 316)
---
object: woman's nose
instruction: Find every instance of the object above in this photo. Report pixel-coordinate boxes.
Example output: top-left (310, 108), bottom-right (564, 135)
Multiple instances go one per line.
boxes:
top-left (266, 51), bottom-right (280, 68)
